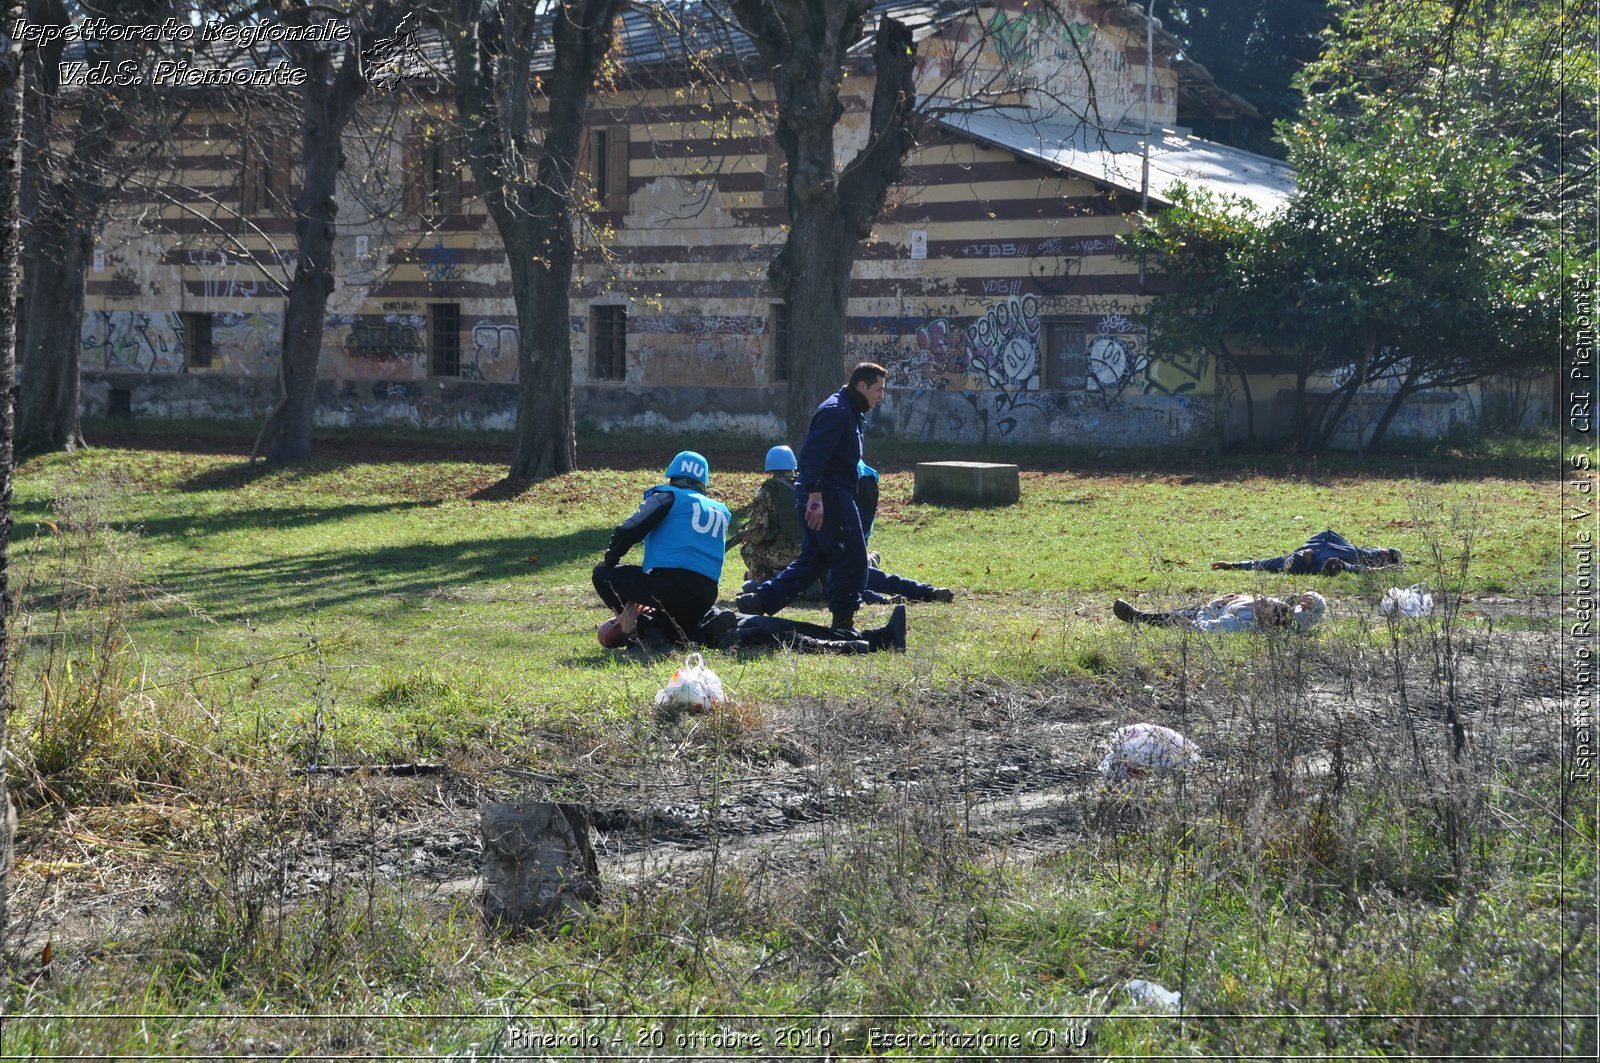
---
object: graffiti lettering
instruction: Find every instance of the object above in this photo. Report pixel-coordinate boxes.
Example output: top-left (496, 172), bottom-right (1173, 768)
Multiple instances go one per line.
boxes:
top-left (82, 310), bottom-right (182, 372)
top-left (966, 293), bottom-right (1041, 391)
top-left (632, 314), bottom-right (766, 337)
top-left (345, 319), bottom-right (422, 361)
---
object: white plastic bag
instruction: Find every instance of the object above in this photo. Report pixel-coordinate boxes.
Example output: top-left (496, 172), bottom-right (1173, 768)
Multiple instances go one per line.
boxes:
top-left (654, 653), bottom-right (726, 712)
top-left (1098, 723), bottom-right (1202, 781)
top-left (1125, 978), bottom-right (1182, 1013)
top-left (1380, 585), bottom-right (1434, 617)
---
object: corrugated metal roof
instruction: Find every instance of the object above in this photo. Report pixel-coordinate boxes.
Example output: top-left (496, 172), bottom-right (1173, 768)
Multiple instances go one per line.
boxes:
top-left (937, 107), bottom-right (1294, 213)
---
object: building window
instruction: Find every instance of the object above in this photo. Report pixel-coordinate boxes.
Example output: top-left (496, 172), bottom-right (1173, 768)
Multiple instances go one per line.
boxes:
top-left (591, 305), bottom-right (627, 381)
top-left (771, 303), bottom-right (790, 382)
top-left (1043, 321), bottom-right (1083, 389)
top-left (183, 312), bottom-right (214, 369)
top-left (241, 131), bottom-right (290, 214)
top-left (587, 126), bottom-right (630, 212)
top-left (406, 130), bottom-right (463, 218)
top-left (1044, 318), bottom-right (1146, 391)
top-left (430, 303), bottom-right (461, 377)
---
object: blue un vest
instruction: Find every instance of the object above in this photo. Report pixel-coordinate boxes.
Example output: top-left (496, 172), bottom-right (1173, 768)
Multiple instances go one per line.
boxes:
top-left (641, 484), bottom-right (731, 581)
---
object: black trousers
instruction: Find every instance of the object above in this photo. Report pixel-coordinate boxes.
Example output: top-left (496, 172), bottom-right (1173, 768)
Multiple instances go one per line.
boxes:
top-left (592, 565), bottom-right (718, 644)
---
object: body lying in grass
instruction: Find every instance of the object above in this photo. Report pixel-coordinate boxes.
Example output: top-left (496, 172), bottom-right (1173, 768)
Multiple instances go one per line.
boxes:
top-left (1212, 529), bottom-right (1401, 576)
top-left (599, 601), bottom-right (908, 655)
top-left (1114, 591), bottom-right (1327, 633)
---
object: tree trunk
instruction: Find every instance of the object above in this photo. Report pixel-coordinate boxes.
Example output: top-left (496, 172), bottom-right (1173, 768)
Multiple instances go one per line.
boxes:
top-left (728, 6), bottom-right (918, 434)
top-left (1292, 363), bottom-right (1311, 450)
top-left (14, 0), bottom-right (154, 454)
top-left (16, 232), bottom-right (87, 452)
top-left (264, 31), bottom-right (368, 464)
top-left (1367, 370), bottom-right (1422, 450)
top-left (1218, 339), bottom-right (1254, 445)
top-left (775, 210), bottom-right (857, 431)
top-left (0, 0), bottom-right (26, 945)
top-left (452, 0), bottom-right (618, 483)
top-left (507, 223), bottom-right (577, 480)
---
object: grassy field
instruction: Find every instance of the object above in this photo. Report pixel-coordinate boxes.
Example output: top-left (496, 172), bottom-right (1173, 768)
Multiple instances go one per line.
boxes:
top-left (0, 422), bottom-right (1590, 1059)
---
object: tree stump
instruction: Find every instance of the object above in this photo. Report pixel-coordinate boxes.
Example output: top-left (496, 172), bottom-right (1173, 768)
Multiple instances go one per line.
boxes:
top-left (480, 801), bottom-right (599, 931)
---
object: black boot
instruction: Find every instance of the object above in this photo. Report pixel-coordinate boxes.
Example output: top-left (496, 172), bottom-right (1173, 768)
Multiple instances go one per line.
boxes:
top-left (831, 608), bottom-right (857, 633)
top-left (863, 604), bottom-right (908, 653)
top-left (1113, 598), bottom-right (1174, 626)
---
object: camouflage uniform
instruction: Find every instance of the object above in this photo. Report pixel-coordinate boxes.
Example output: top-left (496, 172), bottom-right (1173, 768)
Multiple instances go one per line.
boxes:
top-left (734, 475), bottom-right (803, 583)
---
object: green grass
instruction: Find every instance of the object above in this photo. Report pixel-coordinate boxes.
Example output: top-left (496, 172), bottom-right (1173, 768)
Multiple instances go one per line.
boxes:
top-left (1, 422), bottom-right (1586, 1058)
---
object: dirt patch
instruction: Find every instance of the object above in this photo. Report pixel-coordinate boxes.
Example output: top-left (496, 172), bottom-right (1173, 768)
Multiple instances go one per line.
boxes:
top-left (8, 620), bottom-right (1570, 946)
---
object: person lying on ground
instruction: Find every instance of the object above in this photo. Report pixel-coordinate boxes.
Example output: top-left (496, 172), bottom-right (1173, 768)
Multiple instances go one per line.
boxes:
top-left (1113, 591), bottom-right (1327, 633)
top-left (1211, 529), bottom-right (1401, 576)
top-left (592, 449), bottom-right (731, 642)
top-left (598, 601), bottom-right (907, 655)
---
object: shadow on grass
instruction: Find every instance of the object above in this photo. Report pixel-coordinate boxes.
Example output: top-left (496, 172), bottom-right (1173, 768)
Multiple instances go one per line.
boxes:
top-left (82, 416), bottom-right (1556, 484)
top-left (151, 526), bottom-right (611, 623)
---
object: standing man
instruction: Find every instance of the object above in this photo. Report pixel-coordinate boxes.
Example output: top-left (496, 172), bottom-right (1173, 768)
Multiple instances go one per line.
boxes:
top-left (593, 450), bottom-right (732, 642)
top-left (737, 362), bottom-right (887, 631)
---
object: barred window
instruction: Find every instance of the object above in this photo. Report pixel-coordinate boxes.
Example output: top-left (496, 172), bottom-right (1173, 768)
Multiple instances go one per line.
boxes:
top-left (183, 312), bottom-right (214, 369)
top-left (771, 303), bottom-right (790, 382)
top-left (430, 303), bottom-right (461, 377)
top-left (591, 305), bottom-right (627, 381)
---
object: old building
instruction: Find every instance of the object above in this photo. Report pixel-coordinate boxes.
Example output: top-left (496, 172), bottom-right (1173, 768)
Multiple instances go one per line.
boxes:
top-left (80, 0), bottom-right (1311, 447)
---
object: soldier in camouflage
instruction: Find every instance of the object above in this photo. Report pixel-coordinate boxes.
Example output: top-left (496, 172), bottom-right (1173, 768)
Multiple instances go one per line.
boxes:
top-left (726, 445), bottom-right (804, 584)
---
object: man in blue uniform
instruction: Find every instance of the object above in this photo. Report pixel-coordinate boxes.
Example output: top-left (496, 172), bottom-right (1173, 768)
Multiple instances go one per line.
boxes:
top-left (593, 450), bottom-right (732, 642)
top-left (736, 363), bottom-right (886, 631)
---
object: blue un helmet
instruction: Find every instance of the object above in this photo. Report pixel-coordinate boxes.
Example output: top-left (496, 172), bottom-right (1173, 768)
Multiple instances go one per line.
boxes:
top-left (765, 445), bottom-right (797, 472)
top-left (665, 450), bottom-right (711, 486)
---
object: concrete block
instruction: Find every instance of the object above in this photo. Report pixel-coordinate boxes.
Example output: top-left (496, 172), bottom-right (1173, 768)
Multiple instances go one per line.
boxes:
top-left (913, 461), bottom-right (1021, 507)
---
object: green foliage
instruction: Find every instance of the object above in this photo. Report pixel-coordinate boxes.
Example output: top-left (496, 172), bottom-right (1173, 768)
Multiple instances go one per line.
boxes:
top-left (1162, 0), bottom-right (1336, 155)
top-left (1128, 0), bottom-right (1586, 451)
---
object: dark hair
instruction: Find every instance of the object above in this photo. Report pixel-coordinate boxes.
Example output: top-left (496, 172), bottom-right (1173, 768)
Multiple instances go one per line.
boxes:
top-left (848, 362), bottom-right (888, 389)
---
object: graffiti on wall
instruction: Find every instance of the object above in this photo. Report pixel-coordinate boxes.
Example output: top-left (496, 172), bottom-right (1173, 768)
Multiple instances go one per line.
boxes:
top-left (1084, 312), bottom-right (1147, 399)
top-left (185, 250), bottom-right (276, 302)
top-left (419, 240), bottom-right (464, 284)
top-left (873, 300), bottom-right (1211, 412)
top-left (83, 310), bottom-right (184, 372)
top-left (633, 314), bottom-right (766, 338)
top-left (965, 293), bottom-right (1041, 392)
top-left (214, 308), bottom-right (281, 375)
top-left (343, 313), bottom-right (424, 366)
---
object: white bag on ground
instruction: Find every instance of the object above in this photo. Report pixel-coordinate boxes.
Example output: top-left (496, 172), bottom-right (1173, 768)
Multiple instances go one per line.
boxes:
top-left (1380, 585), bottom-right (1434, 617)
top-left (654, 653), bottom-right (726, 712)
top-left (1125, 978), bottom-right (1182, 1012)
top-left (1098, 723), bottom-right (1201, 781)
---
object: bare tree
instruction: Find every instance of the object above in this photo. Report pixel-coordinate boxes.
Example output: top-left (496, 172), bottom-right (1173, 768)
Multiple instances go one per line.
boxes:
top-left (16, 0), bottom-right (179, 452)
top-left (724, 0), bottom-right (918, 430)
top-left (255, 0), bottom-right (408, 463)
top-left (446, 0), bottom-right (626, 482)
top-left (0, 0), bottom-right (24, 944)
